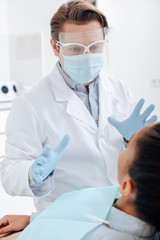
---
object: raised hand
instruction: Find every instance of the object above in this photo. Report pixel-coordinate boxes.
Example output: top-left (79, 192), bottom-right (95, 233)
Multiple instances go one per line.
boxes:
top-left (108, 98), bottom-right (158, 141)
top-left (32, 135), bottom-right (70, 183)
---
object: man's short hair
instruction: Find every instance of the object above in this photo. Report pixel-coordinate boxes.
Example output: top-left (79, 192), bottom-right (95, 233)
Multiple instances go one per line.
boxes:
top-left (50, 0), bottom-right (108, 42)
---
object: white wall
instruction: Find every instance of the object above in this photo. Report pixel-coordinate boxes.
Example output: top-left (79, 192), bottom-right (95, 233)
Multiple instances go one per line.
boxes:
top-left (7, 0), bottom-right (66, 86)
top-left (98, 0), bottom-right (160, 116)
top-left (0, 0), bottom-right (10, 81)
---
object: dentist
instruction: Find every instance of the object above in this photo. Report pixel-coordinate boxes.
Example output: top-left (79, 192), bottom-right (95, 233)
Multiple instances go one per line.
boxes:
top-left (0, 0), bottom-right (157, 215)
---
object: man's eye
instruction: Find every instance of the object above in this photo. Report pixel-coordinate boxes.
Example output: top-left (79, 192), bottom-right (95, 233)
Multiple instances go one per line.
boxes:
top-left (70, 47), bottom-right (81, 52)
top-left (91, 46), bottom-right (98, 50)
top-left (91, 44), bottom-right (101, 50)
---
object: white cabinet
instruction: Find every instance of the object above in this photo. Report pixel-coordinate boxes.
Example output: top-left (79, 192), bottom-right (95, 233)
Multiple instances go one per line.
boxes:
top-left (0, 102), bottom-right (35, 217)
top-left (0, 103), bottom-right (11, 161)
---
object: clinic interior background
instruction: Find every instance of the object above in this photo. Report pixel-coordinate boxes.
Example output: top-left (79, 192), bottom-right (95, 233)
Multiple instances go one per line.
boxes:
top-left (0, 0), bottom-right (160, 217)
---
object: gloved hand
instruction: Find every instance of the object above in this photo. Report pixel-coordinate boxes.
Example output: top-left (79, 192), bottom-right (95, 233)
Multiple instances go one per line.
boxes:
top-left (108, 98), bottom-right (158, 141)
top-left (32, 135), bottom-right (70, 183)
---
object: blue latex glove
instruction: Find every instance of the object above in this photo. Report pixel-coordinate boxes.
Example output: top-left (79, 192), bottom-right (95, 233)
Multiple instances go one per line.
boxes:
top-left (108, 98), bottom-right (158, 141)
top-left (32, 135), bottom-right (70, 183)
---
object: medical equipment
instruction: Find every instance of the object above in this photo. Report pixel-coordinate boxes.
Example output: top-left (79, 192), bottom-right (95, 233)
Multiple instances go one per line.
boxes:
top-left (62, 53), bottom-right (104, 84)
top-left (0, 81), bottom-right (19, 102)
top-left (108, 98), bottom-right (158, 141)
top-left (32, 135), bottom-right (70, 183)
top-left (56, 28), bottom-right (108, 84)
top-left (56, 40), bottom-right (106, 56)
top-left (58, 27), bottom-right (107, 45)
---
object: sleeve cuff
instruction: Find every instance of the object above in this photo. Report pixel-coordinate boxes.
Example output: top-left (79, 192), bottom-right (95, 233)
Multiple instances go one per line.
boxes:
top-left (28, 167), bottom-right (55, 197)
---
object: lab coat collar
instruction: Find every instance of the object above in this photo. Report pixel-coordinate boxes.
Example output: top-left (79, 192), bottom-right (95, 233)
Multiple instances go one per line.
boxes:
top-left (106, 206), bottom-right (156, 238)
top-left (98, 72), bottom-right (119, 134)
top-left (49, 64), bottom-right (97, 131)
top-left (49, 64), bottom-right (72, 102)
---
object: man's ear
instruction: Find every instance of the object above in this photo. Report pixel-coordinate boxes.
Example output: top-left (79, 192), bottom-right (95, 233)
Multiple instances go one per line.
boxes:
top-left (50, 38), bottom-right (59, 56)
top-left (119, 177), bottom-right (133, 197)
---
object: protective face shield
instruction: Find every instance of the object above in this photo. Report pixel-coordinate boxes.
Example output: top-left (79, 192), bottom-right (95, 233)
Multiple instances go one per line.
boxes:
top-left (56, 27), bottom-right (109, 84)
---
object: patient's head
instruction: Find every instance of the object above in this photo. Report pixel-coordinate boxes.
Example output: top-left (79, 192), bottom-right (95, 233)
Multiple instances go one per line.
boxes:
top-left (118, 122), bottom-right (160, 230)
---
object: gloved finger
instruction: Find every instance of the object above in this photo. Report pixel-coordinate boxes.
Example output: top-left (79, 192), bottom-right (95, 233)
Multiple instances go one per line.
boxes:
top-left (54, 135), bottom-right (70, 153)
top-left (33, 174), bottom-right (43, 183)
top-left (144, 115), bottom-right (158, 126)
top-left (141, 104), bottom-right (155, 120)
top-left (33, 164), bottom-right (43, 175)
top-left (132, 98), bottom-right (145, 117)
top-left (108, 116), bottom-right (120, 128)
top-left (36, 156), bottom-right (47, 165)
top-left (42, 145), bottom-right (51, 158)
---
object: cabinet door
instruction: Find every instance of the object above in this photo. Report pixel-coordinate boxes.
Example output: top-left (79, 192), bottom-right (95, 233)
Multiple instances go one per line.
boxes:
top-left (0, 134), bottom-right (6, 159)
top-left (0, 110), bottom-right (10, 160)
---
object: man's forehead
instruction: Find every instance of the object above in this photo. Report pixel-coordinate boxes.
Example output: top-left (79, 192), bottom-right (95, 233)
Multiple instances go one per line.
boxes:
top-left (59, 28), bottom-right (105, 44)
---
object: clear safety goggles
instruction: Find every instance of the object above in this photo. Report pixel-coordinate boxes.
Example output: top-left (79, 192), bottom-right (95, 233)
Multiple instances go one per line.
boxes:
top-left (56, 27), bottom-right (108, 56)
top-left (56, 39), bottom-right (107, 56)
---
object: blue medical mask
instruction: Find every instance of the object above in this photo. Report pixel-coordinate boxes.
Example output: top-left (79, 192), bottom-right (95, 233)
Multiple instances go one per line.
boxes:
top-left (63, 53), bottom-right (104, 84)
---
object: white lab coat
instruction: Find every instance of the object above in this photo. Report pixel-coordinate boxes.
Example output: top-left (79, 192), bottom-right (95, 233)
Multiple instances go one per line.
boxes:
top-left (0, 64), bottom-right (135, 212)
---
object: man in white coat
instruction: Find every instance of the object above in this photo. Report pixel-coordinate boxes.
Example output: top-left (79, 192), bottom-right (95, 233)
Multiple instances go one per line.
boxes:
top-left (0, 0), bottom-right (157, 220)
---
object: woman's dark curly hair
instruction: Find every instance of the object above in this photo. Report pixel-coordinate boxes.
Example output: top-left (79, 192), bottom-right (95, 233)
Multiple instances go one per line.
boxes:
top-left (129, 122), bottom-right (160, 231)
